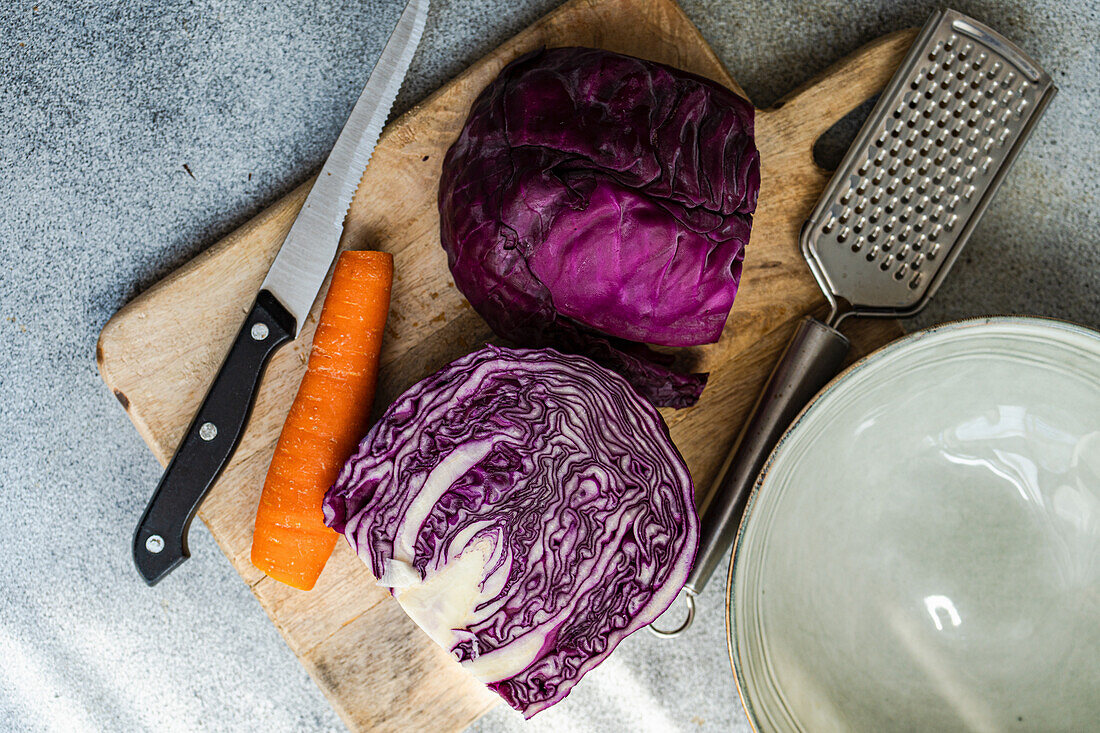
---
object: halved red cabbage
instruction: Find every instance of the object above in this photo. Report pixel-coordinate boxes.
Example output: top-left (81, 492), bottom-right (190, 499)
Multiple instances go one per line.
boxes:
top-left (439, 47), bottom-right (760, 408)
top-left (323, 345), bottom-right (698, 717)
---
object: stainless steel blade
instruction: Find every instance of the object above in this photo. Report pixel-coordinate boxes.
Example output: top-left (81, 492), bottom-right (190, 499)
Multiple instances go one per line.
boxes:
top-left (261, 0), bottom-right (429, 334)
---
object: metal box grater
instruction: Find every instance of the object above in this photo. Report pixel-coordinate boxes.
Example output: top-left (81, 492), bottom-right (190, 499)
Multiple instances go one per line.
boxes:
top-left (803, 8), bottom-right (1057, 322)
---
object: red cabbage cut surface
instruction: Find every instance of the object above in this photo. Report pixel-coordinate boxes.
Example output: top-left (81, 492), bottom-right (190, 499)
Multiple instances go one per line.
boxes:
top-left (323, 345), bottom-right (698, 717)
top-left (438, 47), bottom-right (760, 408)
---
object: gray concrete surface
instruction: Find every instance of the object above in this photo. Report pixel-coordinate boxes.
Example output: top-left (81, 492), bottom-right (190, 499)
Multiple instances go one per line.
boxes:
top-left (1, 0), bottom-right (1096, 730)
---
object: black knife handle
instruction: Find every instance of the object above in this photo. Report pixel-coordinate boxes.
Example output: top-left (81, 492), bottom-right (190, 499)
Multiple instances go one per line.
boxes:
top-left (132, 290), bottom-right (295, 585)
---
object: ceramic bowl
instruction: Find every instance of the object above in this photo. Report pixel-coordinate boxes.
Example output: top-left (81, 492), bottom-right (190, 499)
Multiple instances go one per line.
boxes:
top-left (727, 317), bottom-right (1100, 731)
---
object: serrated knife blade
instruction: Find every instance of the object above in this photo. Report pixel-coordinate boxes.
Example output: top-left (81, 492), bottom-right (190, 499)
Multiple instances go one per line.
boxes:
top-left (262, 0), bottom-right (430, 334)
top-left (132, 0), bottom-right (429, 586)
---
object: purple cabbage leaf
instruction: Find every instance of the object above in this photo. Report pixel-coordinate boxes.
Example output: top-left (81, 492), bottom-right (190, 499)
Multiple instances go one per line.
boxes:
top-left (323, 345), bottom-right (698, 717)
top-left (438, 47), bottom-right (760, 407)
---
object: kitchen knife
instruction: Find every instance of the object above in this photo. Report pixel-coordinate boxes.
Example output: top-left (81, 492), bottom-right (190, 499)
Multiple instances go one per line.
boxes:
top-left (133, 0), bottom-right (430, 586)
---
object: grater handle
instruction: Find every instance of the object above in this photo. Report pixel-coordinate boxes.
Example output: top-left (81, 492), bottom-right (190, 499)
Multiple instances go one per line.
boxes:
top-left (684, 317), bottom-right (850, 595)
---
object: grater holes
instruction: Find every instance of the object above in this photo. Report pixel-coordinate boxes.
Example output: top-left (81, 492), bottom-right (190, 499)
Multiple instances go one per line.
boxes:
top-left (909, 272), bottom-right (923, 290)
top-left (894, 266), bottom-right (907, 281)
top-left (879, 254), bottom-right (893, 271)
top-left (866, 244), bottom-right (880, 261)
top-left (911, 253), bottom-right (925, 270)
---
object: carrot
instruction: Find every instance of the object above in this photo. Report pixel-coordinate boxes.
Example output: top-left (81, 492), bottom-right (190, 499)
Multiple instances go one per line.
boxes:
top-left (250, 250), bottom-right (393, 590)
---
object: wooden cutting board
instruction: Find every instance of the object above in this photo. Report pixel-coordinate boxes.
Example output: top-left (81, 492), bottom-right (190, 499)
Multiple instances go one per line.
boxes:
top-left (97, 0), bottom-right (916, 729)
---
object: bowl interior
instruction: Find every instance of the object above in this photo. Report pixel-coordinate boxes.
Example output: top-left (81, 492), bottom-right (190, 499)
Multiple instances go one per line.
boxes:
top-left (729, 318), bottom-right (1100, 731)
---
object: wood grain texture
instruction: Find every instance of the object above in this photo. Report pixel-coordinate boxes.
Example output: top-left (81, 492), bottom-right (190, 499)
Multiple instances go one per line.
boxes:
top-left (96, 0), bottom-right (917, 729)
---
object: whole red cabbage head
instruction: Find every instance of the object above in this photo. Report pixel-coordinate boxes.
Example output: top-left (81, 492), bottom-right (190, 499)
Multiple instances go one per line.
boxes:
top-left (439, 47), bottom-right (760, 407)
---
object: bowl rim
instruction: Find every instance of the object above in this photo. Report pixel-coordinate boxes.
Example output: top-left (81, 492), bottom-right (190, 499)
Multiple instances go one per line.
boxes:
top-left (723, 314), bottom-right (1100, 732)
